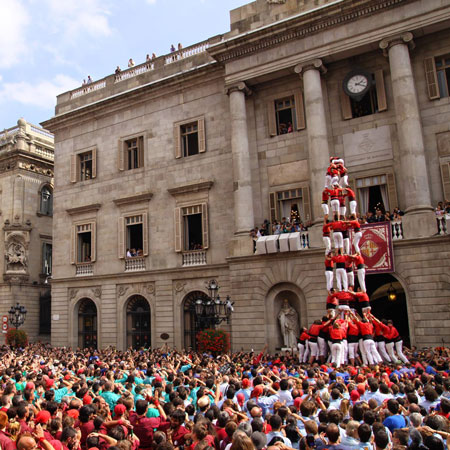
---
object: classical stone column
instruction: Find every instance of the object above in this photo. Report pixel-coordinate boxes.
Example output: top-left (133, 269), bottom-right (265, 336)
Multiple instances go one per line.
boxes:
top-left (380, 32), bottom-right (435, 237)
top-left (295, 60), bottom-right (331, 246)
top-left (227, 82), bottom-right (255, 239)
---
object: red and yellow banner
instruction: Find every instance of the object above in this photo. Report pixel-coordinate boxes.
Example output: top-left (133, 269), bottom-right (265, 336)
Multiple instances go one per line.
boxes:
top-left (357, 223), bottom-right (394, 273)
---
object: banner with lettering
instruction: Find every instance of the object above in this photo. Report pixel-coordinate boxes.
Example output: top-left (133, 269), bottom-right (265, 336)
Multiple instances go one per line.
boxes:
top-left (351, 222), bottom-right (394, 273)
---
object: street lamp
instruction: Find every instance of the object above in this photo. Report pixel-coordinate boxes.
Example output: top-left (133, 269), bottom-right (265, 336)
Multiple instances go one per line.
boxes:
top-left (387, 283), bottom-right (397, 302)
top-left (193, 280), bottom-right (234, 329)
top-left (8, 303), bottom-right (27, 329)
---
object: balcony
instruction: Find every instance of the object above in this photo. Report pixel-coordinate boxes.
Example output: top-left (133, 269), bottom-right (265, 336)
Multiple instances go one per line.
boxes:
top-left (182, 250), bottom-right (207, 267)
top-left (437, 215), bottom-right (449, 235)
top-left (125, 257), bottom-right (146, 272)
top-left (255, 231), bottom-right (309, 254)
top-left (76, 263), bottom-right (93, 276)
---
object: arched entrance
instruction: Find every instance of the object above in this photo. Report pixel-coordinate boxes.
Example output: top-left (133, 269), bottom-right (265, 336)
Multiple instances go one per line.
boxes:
top-left (126, 295), bottom-right (151, 349)
top-left (365, 273), bottom-right (410, 346)
top-left (78, 298), bottom-right (97, 348)
top-left (183, 291), bottom-right (210, 350)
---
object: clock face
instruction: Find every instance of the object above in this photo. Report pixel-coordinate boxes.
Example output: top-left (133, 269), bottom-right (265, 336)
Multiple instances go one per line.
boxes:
top-left (346, 74), bottom-right (369, 94)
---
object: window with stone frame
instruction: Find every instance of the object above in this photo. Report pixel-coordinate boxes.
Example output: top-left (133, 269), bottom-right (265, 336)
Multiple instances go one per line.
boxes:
top-left (267, 91), bottom-right (305, 137)
top-left (269, 186), bottom-right (311, 225)
top-left (118, 134), bottom-right (146, 171)
top-left (425, 54), bottom-right (450, 99)
top-left (71, 222), bottom-right (96, 264)
top-left (174, 117), bottom-right (205, 158)
top-left (440, 160), bottom-right (450, 201)
top-left (39, 185), bottom-right (53, 215)
top-left (174, 203), bottom-right (209, 252)
top-left (117, 212), bottom-right (149, 258)
top-left (42, 242), bottom-right (52, 275)
top-left (70, 148), bottom-right (97, 182)
top-left (340, 70), bottom-right (387, 120)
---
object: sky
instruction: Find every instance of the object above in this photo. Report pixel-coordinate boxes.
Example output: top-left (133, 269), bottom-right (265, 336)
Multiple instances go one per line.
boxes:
top-left (0, 0), bottom-right (250, 129)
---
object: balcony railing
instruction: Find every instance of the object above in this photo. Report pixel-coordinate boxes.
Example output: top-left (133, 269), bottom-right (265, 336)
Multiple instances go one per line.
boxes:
top-left (391, 220), bottom-right (404, 240)
top-left (437, 215), bottom-right (449, 235)
top-left (114, 63), bottom-right (154, 83)
top-left (182, 250), bottom-right (207, 266)
top-left (165, 42), bottom-right (209, 65)
top-left (125, 257), bottom-right (146, 272)
top-left (76, 263), bottom-right (93, 276)
top-left (255, 231), bottom-right (309, 254)
top-left (71, 80), bottom-right (107, 99)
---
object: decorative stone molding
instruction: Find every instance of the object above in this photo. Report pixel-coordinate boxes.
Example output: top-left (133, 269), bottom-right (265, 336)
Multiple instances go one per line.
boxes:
top-left (145, 283), bottom-right (155, 295)
top-left (173, 281), bottom-right (186, 294)
top-left (69, 288), bottom-right (79, 300)
top-left (4, 229), bottom-right (30, 280)
top-left (294, 59), bottom-right (327, 76)
top-left (113, 192), bottom-right (153, 207)
top-left (66, 203), bottom-right (102, 215)
top-left (92, 287), bottom-right (102, 298)
top-left (267, 0), bottom-right (286, 3)
top-left (168, 180), bottom-right (214, 197)
top-left (117, 285), bottom-right (129, 298)
top-left (116, 282), bottom-right (155, 299)
top-left (379, 31), bottom-right (415, 56)
top-left (225, 82), bottom-right (252, 96)
top-left (18, 161), bottom-right (53, 177)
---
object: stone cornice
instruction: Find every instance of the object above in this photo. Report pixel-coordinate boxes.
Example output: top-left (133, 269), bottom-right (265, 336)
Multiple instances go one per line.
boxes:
top-left (225, 81), bottom-right (252, 96)
top-left (208, 0), bottom-right (412, 64)
top-left (168, 180), bottom-right (214, 196)
top-left (113, 192), bottom-right (153, 207)
top-left (294, 59), bottom-right (327, 76)
top-left (66, 203), bottom-right (102, 216)
top-left (379, 31), bottom-right (415, 55)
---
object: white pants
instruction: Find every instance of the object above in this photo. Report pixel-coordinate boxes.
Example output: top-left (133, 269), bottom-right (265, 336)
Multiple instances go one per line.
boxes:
top-left (325, 270), bottom-right (334, 291)
top-left (385, 342), bottom-right (399, 363)
top-left (353, 231), bottom-right (362, 253)
top-left (323, 236), bottom-right (331, 255)
top-left (357, 268), bottom-right (366, 292)
top-left (298, 343), bottom-right (306, 363)
top-left (340, 206), bottom-right (347, 218)
top-left (359, 339), bottom-right (368, 365)
top-left (303, 342), bottom-right (310, 363)
top-left (347, 270), bottom-right (354, 288)
top-left (341, 339), bottom-right (348, 365)
top-left (318, 336), bottom-right (327, 357)
top-left (364, 339), bottom-right (383, 365)
top-left (336, 268), bottom-right (348, 291)
top-left (325, 175), bottom-right (332, 188)
top-left (343, 237), bottom-right (350, 255)
top-left (330, 199), bottom-right (340, 214)
top-left (395, 340), bottom-right (409, 364)
top-left (322, 203), bottom-right (329, 216)
top-left (331, 342), bottom-right (343, 367)
top-left (349, 200), bottom-right (357, 216)
top-left (348, 342), bottom-right (359, 361)
top-left (333, 232), bottom-right (343, 249)
top-left (309, 341), bottom-right (319, 358)
top-left (339, 174), bottom-right (349, 187)
top-left (376, 340), bottom-right (392, 363)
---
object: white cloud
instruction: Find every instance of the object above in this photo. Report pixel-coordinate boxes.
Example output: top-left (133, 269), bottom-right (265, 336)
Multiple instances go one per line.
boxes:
top-left (0, 0), bottom-right (30, 68)
top-left (146, 0), bottom-right (157, 3)
top-left (0, 74), bottom-right (79, 109)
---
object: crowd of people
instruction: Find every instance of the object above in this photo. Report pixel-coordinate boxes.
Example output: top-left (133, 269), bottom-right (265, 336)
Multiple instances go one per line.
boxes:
top-left (0, 342), bottom-right (449, 450)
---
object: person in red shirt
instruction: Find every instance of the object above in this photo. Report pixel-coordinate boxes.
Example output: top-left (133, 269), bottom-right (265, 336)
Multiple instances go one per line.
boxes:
top-left (331, 220), bottom-right (345, 253)
top-left (345, 254), bottom-right (354, 289)
top-left (326, 288), bottom-right (338, 318)
top-left (323, 220), bottom-right (332, 255)
top-left (333, 158), bottom-right (348, 187)
top-left (345, 188), bottom-right (357, 216)
top-left (329, 320), bottom-right (345, 368)
top-left (324, 252), bottom-right (334, 292)
top-left (351, 253), bottom-right (366, 292)
top-left (325, 158), bottom-right (339, 188)
top-left (385, 320), bottom-right (409, 364)
top-left (298, 327), bottom-right (310, 363)
top-left (326, 184), bottom-right (343, 220)
top-left (339, 188), bottom-right (347, 220)
top-left (308, 320), bottom-right (325, 364)
top-left (130, 399), bottom-right (166, 449)
top-left (356, 314), bottom-right (383, 366)
top-left (353, 287), bottom-right (370, 314)
top-left (331, 250), bottom-right (349, 291)
top-left (159, 409), bottom-right (189, 448)
top-left (369, 314), bottom-right (392, 363)
top-left (346, 216), bottom-right (362, 254)
top-left (346, 316), bottom-right (361, 366)
top-left (322, 189), bottom-right (330, 220)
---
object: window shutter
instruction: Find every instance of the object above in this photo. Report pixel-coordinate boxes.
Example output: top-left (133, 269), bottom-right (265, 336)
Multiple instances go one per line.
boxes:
top-left (143, 212), bottom-right (149, 256)
top-left (440, 162), bottom-right (450, 200)
top-left (294, 90), bottom-right (306, 130)
top-left (91, 148), bottom-right (97, 178)
top-left (174, 124), bottom-right (182, 159)
top-left (375, 69), bottom-right (387, 112)
top-left (174, 207), bottom-right (182, 252)
top-left (70, 225), bottom-right (76, 265)
top-left (201, 203), bottom-right (209, 249)
top-left (386, 173), bottom-right (398, 212)
top-left (302, 186), bottom-right (311, 222)
top-left (138, 136), bottom-right (144, 168)
top-left (90, 222), bottom-right (96, 262)
top-left (340, 89), bottom-right (353, 120)
top-left (118, 217), bottom-right (125, 259)
top-left (269, 192), bottom-right (277, 224)
top-left (424, 57), bottom-right (440, 100)
top-left (70, 155), bottom-right (77, 183)
top-left (118, 140), bottom-right (125, 171)
top-left (267, 100), bottom-right (277, 137)
top-left (198, 118), bottom-right (206, 153)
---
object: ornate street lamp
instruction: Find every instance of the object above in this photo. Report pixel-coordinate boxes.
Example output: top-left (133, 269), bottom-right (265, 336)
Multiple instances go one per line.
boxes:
top-left (387, 283), bottom-right (397, 302)
top-left (8, 303), bottom-right (27, 329)
top-left (193, 280), bottom-right (234, 329)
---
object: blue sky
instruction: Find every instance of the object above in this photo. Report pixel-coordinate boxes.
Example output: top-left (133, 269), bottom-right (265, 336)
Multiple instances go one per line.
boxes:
top-left (0, 0), bottom-right (249, 129)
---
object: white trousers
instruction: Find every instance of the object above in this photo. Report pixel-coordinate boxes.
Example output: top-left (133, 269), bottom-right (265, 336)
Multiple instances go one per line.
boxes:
top-left (348, 342), bottom-right (359, 361)
top-left (323, 236), bottom-right (331, 255)
top-left (325, 175), bottom-right (332, 188)
top-left (298, 343), bottom-right (306, 363)
top-left (357, 268), bottom-right (366, 292)
top-left (363, 339), bottom-right (383, 365)
top-left (349, 200), bottom-right (357, 216)
top-left (336, 268), bottom-right (348, 291)
top-left (340, 206), bottom-right (347, 218)
top-left (322, 203), bottom-right (329, 216)
top-left (376, 341), bottom-right (392, 363)
top-left (318, 336), bottom-right (327, 357)
top-left (309, 341), bottom-right (319, 358)
top-left (333, 232), bottom-right (343, 249)
top-left (343, 237), bottom-right (350, 255)
top-left (331, 342), bottom-right (343, 367)
top-left (303, 342), bottom-right (310, 363)
top-left (325, 270), bottom-right (334, 291)
top-left (330, 199), bottom-right (340, 214)
top-left (359, 339), bottom-right (368, 366)
top-left (341, 339), bottom-right (348, 365)
top-left (388, 340), bottom-right (408, 363)
top-left (339, 174), bottom-right (349, 187)
top-left (353, 231), bottom-right (362, 253)
top-left (347, 270), bottom-right (354, 288)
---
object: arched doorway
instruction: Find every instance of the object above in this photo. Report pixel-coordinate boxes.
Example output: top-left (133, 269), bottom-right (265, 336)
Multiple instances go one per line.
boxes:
top-left (183, 291), bottom-right (210, 350)
top-left (126, 295), bottom-right (151, 349)
top-left (78, 298), bottom-right (97, 348)
top-left (365, 273), bottom-right (410, 346)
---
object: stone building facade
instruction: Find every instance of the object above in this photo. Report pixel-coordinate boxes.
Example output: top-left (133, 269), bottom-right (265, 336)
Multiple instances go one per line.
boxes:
top-left (0, 119), bottom-right (54, 342)
top-left (43, 0), bottom-right (450, 353)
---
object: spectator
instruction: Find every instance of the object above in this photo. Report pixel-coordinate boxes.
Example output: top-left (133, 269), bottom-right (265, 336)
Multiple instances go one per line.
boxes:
top-left (128, 58), bottom-right (135, 68)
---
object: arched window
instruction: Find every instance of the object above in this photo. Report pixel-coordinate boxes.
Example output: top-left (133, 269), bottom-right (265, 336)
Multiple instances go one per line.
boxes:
top-left (40, 186), bottom-right (53, 215)
top-left (126, 296), bottom-right (151, 349)
top-left (78, 298), bottom-right (97, 348)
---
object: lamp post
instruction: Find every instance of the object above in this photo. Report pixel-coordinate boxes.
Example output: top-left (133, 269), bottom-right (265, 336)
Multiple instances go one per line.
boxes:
top-left (387, 283), bottom-right (397, 302)
top-left (194, 279), bottom-right (234, 330)
top-left (8, 303), bottom-right (27, 330)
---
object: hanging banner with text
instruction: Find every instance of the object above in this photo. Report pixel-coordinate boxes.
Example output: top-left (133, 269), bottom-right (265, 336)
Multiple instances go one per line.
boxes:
top-left (350, 222), bottom-right (394, 273)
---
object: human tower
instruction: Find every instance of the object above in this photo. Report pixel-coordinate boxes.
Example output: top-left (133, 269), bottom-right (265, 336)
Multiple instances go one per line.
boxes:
top-left (297, 158), bottom-right (408, 368)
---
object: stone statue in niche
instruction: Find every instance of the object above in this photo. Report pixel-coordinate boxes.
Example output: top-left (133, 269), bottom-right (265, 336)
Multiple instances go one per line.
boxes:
top-left (5, 242), bottom-right (27, 271)
top-left (278, 298), bottom-right (300, 348)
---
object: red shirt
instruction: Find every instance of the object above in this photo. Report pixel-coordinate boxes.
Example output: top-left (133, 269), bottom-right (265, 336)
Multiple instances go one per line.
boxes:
top-left (299, 331), bottom-right (310, 342)
top-left (386, 325), bottom-right (400, 340)
top-left (325, 258), bottom-right (333, 269)
top-left (326, 187), bottom-right (343, 200)
top-left (334, 291), bottom-right (353, 305)
top-left (352, 254), bottom-right (365, 267)
top-left (373, 321), bottom-right (389, 336)
top-left (331, 221), bottom-right (345, 232)
top-left (347, 321), bottom-right (360, 336)
top-left (323, 223), bottom-right (332, 237)
top-left (327, 165), bottom-right (339, 176)
top-left (322, 190), bottom-right (330, 203)
top-left (346, 220), bottom-right (360, 232)
top-left (354, 292), bottom-right (369, 303)
top-left (309, 324), bottom-right (322, 337)
top-left (345, 187), bottom-right (355, 200)
top-left (129, 412), bottom-right (163, 449)
top-left (330, 327), bottom-right (344, 341)
top-left (358, 321), bottom-right (374, 336)
top-left (332, 254), bottom-right (350, 268)
top-left (327, 294), bottom-right (338, 306)
top-left (339, 191), bottom-right (346, 206)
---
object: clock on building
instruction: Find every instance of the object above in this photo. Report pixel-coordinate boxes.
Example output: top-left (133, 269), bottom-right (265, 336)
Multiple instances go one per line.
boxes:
top-left (343, 69), bottom-right (373, 99)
